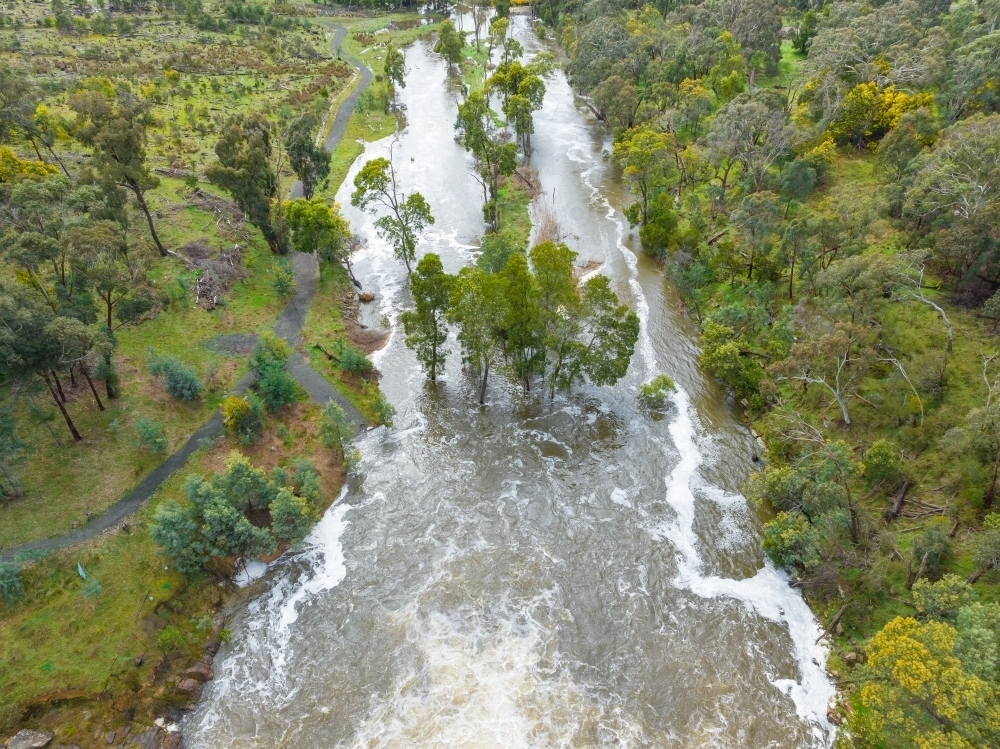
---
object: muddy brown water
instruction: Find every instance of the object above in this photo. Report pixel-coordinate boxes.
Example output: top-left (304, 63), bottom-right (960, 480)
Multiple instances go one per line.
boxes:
top-left (184, 15), bottom-right (835, 749)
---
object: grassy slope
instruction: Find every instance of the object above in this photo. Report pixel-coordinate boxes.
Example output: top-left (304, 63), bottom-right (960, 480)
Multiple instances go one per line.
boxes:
top-left (0, 4), bottom-right (372, 738)
top-left (0, 401), bottom-right (343, 736)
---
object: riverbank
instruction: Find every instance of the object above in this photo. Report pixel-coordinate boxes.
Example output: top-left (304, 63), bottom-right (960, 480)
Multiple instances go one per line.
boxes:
top-left (542, 7), bottom-right (1000, 744)
top-left (0, 7), bottom-right (430, 743)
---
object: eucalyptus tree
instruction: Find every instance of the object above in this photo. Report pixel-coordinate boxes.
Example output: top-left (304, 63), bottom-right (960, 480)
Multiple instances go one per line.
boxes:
top-left (401, 253), bottom-right (452, 382)
top-left (456, 92), bottom-right (517, 232)
top-left (69, 89), bottom-right (167, 256)
top-left (286, 113), bottom-right (330, 200)
top-left (208, 113), bottom-right (288, 255)
top-left (350, 151), bottom-right (434, 274)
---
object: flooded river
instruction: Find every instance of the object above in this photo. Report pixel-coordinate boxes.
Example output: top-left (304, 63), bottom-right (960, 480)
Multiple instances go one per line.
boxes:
top-left (184, 14), bottom-right (835, 748)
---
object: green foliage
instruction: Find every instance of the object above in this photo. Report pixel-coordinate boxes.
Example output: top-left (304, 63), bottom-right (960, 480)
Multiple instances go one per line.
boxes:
top-left (638, 374), bottom-right (677, 408)
top-left (250, 333), bottom-right (296, 412)
top-left (912, 575), bottom-right (977, 620)
top-left (207, 113), bottom-right (287, 255)
top-left (351, 157), bottom-right (434, 273)
top-left (863, 439), bottom-right (902, 487)
top-left (477, 230), bottom-right (523, 274)
top-left (150, 451), bottom-right (323, 573)
top-left (221, 393), bottom-right (265, 444)
top-left (762, 511), bottom-right (821, 570)
top-left (384, 43), bottom-right (405, 90)
top-left (285, 113), bottom-right (330, 201)
top-left (285, 197), bottom-right (352, 264)
top-left (912, 519), bottom-right (953, 582)
top-left (134, 417), bottom-right (168, 454)
top-left (401, 253), bottom-right (451, 382)
top-left (148, 354), bottom-right (204, 402)
top-left (332, 337), bottom-right (372, 375)
top-left (0, 404), bottom-right (25, 501)
top-left (271, 258), bottom-right (296, 298)
top-left (269, 488), bottom-right (313, 543)
top-left (319, 400), bottom-right (358, 469)
top-left (363, 381), bottom-right (395, 427)
top-left (0, 561), bottom-right (24, 604)
top-left (434, 20), bottom-right (465, 65)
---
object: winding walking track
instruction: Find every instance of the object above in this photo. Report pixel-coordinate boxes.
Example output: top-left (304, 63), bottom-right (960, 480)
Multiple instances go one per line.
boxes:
top-left (2, 26), bottom-right (372, 562)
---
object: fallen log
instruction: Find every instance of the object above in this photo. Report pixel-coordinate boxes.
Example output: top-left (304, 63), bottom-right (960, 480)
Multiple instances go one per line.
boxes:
top-left (883, 479), bottom-right (911, 522)
top-left (816, 600), bottom-right (851, 644)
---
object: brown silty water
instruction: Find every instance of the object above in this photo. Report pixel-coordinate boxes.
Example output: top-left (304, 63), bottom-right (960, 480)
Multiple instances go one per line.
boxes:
top-left (183, 14), bottom-right (835, 748)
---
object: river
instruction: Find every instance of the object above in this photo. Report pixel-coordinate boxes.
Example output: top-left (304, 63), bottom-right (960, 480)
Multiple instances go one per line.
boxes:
top-left (184, 14), bottom-right (836, 748)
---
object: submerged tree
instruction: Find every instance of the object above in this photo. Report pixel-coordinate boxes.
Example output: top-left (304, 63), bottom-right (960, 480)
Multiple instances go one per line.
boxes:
top-left (401, 253), bottom-right (452, 382)
top-left (350, 151), bottom-right (434, 273)
top-left (456, 92), bottom-right (517, 232)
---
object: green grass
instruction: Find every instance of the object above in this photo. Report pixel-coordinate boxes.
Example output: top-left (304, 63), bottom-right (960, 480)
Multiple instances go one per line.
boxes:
top-left (0, 401), bottom-right (344, 736)
top-left (300, 262), bottom-right (385, 424)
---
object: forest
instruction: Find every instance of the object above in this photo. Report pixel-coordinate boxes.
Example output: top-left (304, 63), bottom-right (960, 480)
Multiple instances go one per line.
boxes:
top-left (539, 0), bottom-right (1000, 745)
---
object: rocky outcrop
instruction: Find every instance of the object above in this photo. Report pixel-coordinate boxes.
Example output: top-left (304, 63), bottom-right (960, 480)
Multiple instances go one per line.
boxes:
top-left (5, 730), bottom-right (53, 749)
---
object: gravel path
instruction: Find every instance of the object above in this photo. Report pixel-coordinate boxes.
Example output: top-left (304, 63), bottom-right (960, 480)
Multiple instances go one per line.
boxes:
top-left (1, 30), bottom-right (373, 561)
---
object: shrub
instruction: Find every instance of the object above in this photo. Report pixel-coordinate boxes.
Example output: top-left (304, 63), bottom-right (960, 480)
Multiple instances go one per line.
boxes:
top-left (911, 518), bottom-right (952, 582)
top-left (319, 400), bottom-right (358, 469)
top-left (362, 381), bottom-right (395, 427)
top-left (222, 393), bottom-right (265, 444)
top-left (0, 561), bottom-right (24, 604)
top-left (250, 333), bottom-right (296, 412)
top-left (637, 374), bottom-right (677, 408)
top-left (762, 511), bottom-right (821, 570)
top-left (864, 439), bottom-right (902, 487)
top-left (149, 355), bottom-right (204, 402)
top-left (270, 488), bottom-right (312, 543)
top-left (135, 417), bottom-right (168, 453)
top-left (333, 337), bottom-right (372, 374)
top-left (272, 259), bottom-right (295, 298)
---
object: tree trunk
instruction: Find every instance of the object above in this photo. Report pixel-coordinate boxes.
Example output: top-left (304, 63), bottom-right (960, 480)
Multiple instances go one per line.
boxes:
top-left (83, 366), bottom-right (106, 411)
top-left (478, 362), bottom-right (489, 405)
top-left (104, 363), bottom-right (117, 399)
top-left (69, 362), bottom-right (76, 387)
top-left (883, 479), bottom-right (911, 522)
top-left (43, 372), bottom-right (82, 442)
top-left (51, 370), bottom-right (67, 403)
top-left (130, 181), bottom-right (167, 257)
top-left (985, 444), bottom-right (1000, 509)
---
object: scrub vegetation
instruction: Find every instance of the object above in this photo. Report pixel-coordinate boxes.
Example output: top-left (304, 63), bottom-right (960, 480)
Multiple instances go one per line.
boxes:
top-left (0, 0), bottom-right (426, 742)
top-left (539, 0), bottom-right (1000, 744)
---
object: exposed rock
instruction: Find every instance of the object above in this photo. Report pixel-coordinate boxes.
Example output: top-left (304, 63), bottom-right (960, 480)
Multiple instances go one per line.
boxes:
top-left (128, 728), bottom-right (160, 749)
top-left (844, 652), bottom-right (859, 666)
top-left (827, 704), bottom-right (842, 725)
top-left (159, 735), bottom-right (181, 749)
top-left (175, 678), bottom-right (200, 696)
top-left (835, 623), bottom-right (844, 636)
top-left (6, 730), bottom-right (54, 749)
top-left (184, 662), bottom-right (213, 683)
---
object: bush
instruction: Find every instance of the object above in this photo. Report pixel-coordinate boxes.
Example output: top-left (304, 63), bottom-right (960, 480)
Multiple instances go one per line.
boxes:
top-left (222, 393), bottom-right (265, 444)
top-left (270, 488), bottom-right (313, 543)
top-left (251, 332), bottom-right (297, 411)
top-left (149, 355), bottom-right (204, 402)
top-left (272, 259), bottom-right (296, 298)
top-left (637, 374), bottom-right (677, 408)
top-left (0, 561), bottom-right (24, 604)
top-left (762, 511), bottom-right (821, 570)
top-left (864, 439), bottom-right (902, 487)
top-left (911, 518), bottom-right (952, 582)
top-left (362, 381), bottom-right (395, 427)
top-left (333, 337), bottom-right (372, 374)
top-left (319, 400), bottom-right (358, 469)
top-left (135, 417), bottom-right (168, 453)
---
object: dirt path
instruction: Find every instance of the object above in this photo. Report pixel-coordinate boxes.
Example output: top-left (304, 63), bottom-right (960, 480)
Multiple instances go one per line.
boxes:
top-left (1, 27), bottom-right (374, 560)
top-left (289, 23), bottom-right (373, 200)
